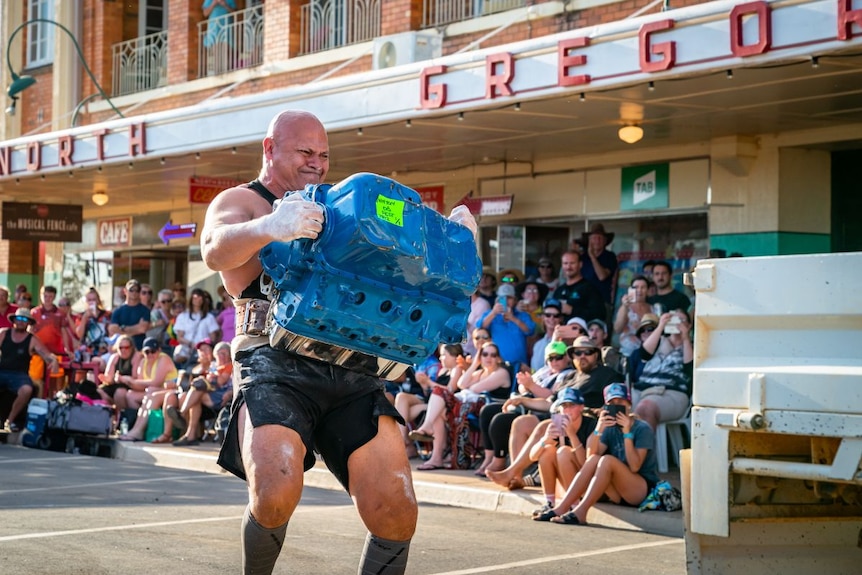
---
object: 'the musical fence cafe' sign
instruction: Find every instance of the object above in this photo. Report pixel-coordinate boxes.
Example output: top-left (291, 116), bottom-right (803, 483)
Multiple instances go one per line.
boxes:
top-left (1, 202), bottom-right (83, 242)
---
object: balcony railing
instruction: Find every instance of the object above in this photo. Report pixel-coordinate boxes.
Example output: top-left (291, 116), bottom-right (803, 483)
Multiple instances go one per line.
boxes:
top-left (111, 30), bottom-right (168, 97)
top-left (198, 4), bottom-right (265, 78)
top-left (300, 0), bottom-right (381, 55)
top-left (422, 0), bottom-right (527, 28)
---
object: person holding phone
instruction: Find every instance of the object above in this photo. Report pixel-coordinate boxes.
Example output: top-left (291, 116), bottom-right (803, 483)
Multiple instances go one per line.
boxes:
top-left (632, 310), bottom-right (693, 431)
top-left (614, 275), bottom-right (653, 356)
top-left (527, 387), bottom-right (597, 518)
top-left (534, 383), bottom-right (659, 525)
top-left (478, 283), bottom-right (535, 370)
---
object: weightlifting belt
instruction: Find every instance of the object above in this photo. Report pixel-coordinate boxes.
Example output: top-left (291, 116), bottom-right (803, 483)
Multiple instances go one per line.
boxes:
top-left (234, 298), bottom-right (408, 380)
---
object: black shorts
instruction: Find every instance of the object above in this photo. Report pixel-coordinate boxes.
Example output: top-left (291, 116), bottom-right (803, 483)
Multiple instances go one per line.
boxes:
top-left (217, 345), bottom-right (404, 492)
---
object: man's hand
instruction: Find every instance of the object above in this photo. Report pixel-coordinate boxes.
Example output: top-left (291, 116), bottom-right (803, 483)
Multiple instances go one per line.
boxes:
top-left (264, 194), bottom-right (325, 242)
top-left (448, 205), bottom-right (477, 238)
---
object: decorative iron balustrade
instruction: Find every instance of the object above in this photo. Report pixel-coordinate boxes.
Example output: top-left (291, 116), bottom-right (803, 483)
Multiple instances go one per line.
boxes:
top-left (422, 0), bottom-right (527, 28)
top-left (198, 4), bottom-right (265, 78)
top-left (300, 0), bottom-right (381, 55)
top-left (111, 30), bottom-right (168, 97)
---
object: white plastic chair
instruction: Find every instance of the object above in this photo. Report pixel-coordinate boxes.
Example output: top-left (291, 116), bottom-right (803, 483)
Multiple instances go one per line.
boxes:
top-left (654, 406), bottom-right (691, 474)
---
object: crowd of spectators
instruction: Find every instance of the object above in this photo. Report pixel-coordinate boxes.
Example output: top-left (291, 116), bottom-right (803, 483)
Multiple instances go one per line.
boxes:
top-left (0, 221), bottom-right (695, 527)
top-left (0, 279), bottom-right (235, 446)
top-left (390, 222), bottom-right (695, 526)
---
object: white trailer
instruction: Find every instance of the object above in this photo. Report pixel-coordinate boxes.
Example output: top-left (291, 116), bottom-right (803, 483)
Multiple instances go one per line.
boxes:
top-left (682, 252), bottom-right (862, 574)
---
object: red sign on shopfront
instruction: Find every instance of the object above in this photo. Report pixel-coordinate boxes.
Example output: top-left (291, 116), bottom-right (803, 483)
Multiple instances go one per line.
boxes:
top-left (415, 185), bottom-right (444, 213)
top-left (189, 176), bottom-right (245, 204)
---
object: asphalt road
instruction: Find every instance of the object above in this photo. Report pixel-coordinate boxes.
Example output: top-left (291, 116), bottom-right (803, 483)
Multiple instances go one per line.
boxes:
top-left (0, 445), bottom-right (685, 574)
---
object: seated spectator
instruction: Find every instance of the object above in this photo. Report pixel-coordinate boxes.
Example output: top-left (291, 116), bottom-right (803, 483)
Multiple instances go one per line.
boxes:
top-left (480, 341), bottom-right (573, 480)
top-left (408, 341), bottom-right (510, 473)
top-left (172, 288), bottom-right (219, 367)
top-left (216, 289), bottom-right (235, 344)
top-left (553, 316), bottom-right (588, 347)
top-left (534, 383), bottom-right (659, 524)
top-left (166, 340), bottom-right (233, 446)
top-left (534, 256), bottom-right (559, 292)
top-left (396, 343), bottom-right (464, 459)
top-left (478, 283), bottom-right (535, 370)
top-left (0, 285), bottom-right (17, 330)
top-left (486, 335), bottom-right (622, 489)
top-left (529, 388), bottom-right (597, 516)
top-left (0, 308), bottom-right (59, 431)
top-left (97, 335), bottom-right (144, 408)
top-left (614, 275), bottom-right (653, 356)
top-left (626, 314), bottom-right (659, 384)
top-left (633, 311), bottom-right (693, 431)
top-left (117, 337), bottom-right (179, 441)
top-left (555, 336), bottom-right (624, 409)
top-left (465, 292), bottom-right (491, 357)
top-left (530, 299), bottom-right (565, 372)
top-left (588, 318), bottom-right (623, 374)
top-left (147, 289), bottom-right (174, 352)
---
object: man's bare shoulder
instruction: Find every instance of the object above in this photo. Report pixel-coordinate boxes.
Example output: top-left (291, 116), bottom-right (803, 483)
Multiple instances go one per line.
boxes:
top-left (208, 185), bottom-right (273, 222)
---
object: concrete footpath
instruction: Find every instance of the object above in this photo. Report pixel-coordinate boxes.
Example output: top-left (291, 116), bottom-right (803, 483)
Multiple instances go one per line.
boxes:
top-left (115, 440), bottom-right (683, 537)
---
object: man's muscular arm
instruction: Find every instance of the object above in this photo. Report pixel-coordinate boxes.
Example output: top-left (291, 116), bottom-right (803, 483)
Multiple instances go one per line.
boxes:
top-left (201, 187), bottom-right (324, 276)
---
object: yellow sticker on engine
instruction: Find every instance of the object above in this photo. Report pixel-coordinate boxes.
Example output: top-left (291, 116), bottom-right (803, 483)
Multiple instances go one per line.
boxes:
top-left (376, 195), bottom-right (404, 227)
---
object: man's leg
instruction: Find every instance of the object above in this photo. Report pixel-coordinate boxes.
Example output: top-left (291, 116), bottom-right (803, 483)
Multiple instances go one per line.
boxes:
top-left (350, 415), bottom-right (418, 575)
top-left (7, 383), bottom-right (33, 424)
top-left (240, 406), bottom-right (306, 575)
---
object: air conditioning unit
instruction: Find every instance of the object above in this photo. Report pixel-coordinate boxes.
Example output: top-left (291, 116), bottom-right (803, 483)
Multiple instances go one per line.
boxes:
top-left (373, 31), bottom-right (442, 70)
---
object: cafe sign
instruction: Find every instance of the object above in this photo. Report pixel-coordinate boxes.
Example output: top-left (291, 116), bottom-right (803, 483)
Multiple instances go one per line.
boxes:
top-left (1, 202), bottom-right (83, 242)
top-left (97, 217), bottom-right (133, 248)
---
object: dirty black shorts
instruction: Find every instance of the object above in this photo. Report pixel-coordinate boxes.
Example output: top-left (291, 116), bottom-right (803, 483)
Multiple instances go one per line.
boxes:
top-left (216, 345), bottom-right (404, 492)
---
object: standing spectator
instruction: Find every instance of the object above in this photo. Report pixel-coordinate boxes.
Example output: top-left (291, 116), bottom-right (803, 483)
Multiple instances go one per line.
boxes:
top-left (475, 272), bottom-right (498, 308)
top-left (75, 289), bottom-right (111, 365)
top-left (55, 296), bottom-right (81, 353)
top-left (552, 251), bottom-right (605, 323)
top-left (497, 269), bottom-right (523, 286)
top-left (108, 279), bottom-right (152, 350)
top-left (614, 275), bottom-right (653, 356)
top-left (535, 384), bottom-right (659, 525)
top-left (31, 286), bottom-right (73, 357)
top-left (0, 308), bottom-right (59, 431)
top-left (173, 288), bottom-right (220, 365)
top-left (148, 289), bottom-right (173, 352)
top-left (530, 299), bottom-right (565, 372)
top-left (534, 256), bottom-right (559, 292)
top-left (140, 284), bottom-right (155, 310)
top-left (478, 283), bottom-right (535, 369)
top-left (13, 284), bottom-right (28, 303)
top-left (579, 223), bottom-right (619, 308)
top-left (646, 261), bottom-right (691, 315)
top-left (16, 291), bottom-right (33, 308)
top-left (0, 285), bottom-right (18, 329)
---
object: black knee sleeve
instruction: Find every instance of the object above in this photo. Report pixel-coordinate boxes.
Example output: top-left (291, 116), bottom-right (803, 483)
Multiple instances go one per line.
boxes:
top-left (358, 533), bottom-right (411, 575)
top-left (241, 505), bottom-right (288, 575)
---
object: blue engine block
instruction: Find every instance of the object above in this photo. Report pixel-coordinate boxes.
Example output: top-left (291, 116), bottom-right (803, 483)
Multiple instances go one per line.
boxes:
top-left (259, 172), bottom-right (481, 370)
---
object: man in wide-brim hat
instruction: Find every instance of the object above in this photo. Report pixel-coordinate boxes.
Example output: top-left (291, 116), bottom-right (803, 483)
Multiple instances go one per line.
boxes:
top-left (578, 223), bottom-right (619, 308)
top-left (0, 308), bottom-right (59, 432)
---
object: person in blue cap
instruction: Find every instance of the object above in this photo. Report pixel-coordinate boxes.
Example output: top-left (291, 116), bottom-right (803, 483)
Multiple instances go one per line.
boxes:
top-left (534, 382), bottom-right (659, 525)
top-left (528, 387), bottom-right (597, 518)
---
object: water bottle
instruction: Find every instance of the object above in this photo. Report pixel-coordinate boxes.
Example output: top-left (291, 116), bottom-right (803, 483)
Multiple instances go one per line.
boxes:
top-left (119, 417), bottom-right (129, 436)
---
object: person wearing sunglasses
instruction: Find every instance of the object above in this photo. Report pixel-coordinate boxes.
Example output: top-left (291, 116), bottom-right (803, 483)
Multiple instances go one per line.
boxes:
top-left (614, 275), bottom-right (653, 357)
top-left (530, 299), bottom-right (565, 372)
top-left (534, 256), bottom-right (559, 292)
top-left (408, 341), bottom-right (510, 475)
top-left (535, 383), bottom-right (659, 525)
top-left (108, 279), bottom-right (152, 351)
top-left (116, 337), bottom-right (179, 441)
top-left (555, 336), bottom-right (624, 409)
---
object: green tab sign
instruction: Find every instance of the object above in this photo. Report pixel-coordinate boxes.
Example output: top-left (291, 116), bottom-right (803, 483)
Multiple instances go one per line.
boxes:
top-left (376, 195), bottom-right (405, 227)
top-left (621, 163), bottom-right (669, 211)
